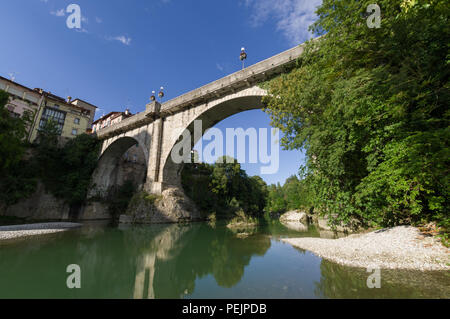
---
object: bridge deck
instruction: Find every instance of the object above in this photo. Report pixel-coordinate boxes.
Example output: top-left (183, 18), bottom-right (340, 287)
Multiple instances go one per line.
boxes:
top-left (161, 43), bottom-right (306, 114)
top-left (96, 42), bottom-right (308, 139)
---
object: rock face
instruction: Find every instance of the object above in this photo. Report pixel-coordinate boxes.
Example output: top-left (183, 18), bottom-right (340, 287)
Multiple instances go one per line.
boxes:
top-left (81, 201), bottom-right (111, 220)
top-left (2, 182), bottom-right (70, 220)
top-left (1, 182), bottom-right (112, 221)
top-left (279, 210), bottom-right (309, 232)
top-left (280, 210), bottom-right (308, 223)
top-left (120, 188), bottom-right (203, 224)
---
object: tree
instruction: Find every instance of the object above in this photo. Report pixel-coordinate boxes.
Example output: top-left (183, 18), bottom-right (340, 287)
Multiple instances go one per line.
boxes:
top-left (0, 90), bottom-right (30, 172)
top-left (263, 0), bottom-right (449, 228)
top-left (34, 128), bottom-right (101, 206)
top-left (0, 90), bottom-right (37, 206)
top-left (182, 156), bottom-right (268, 219)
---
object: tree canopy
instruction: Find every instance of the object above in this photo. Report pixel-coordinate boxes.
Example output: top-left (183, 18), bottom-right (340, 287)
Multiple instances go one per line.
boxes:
top-left (263, 0), bottom-right (449, 228)
top-left (182, 156), bottom-right (268, 219)
top-left (0, 90), bottom-right (101, 208)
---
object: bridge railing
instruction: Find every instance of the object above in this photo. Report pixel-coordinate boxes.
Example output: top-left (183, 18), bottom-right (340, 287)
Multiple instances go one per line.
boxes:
top-left (160, 43), bottom-right (307, 114)
top-left (96, 41), bottom-right (312, 140)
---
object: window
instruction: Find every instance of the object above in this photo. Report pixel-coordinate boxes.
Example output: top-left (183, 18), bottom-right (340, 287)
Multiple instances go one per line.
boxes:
top-left (74, 118), bottom-right (80, 124)
top-left (38, 107), bottom-right (66, 135)
top-left (72, 129), bottom-right (78, 136)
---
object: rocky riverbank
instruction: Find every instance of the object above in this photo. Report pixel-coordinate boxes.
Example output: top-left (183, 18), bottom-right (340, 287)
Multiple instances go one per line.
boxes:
top-left (283, 226), bottom-right (449, 271)
top-left (0, 223), bottom-right (82, 241)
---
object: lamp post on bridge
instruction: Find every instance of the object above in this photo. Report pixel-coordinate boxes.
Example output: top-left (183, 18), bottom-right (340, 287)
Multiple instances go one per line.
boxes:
top-left (158, 87), bottom-right (165, 103)
top-left (240, 47), bottom-right (247, 70)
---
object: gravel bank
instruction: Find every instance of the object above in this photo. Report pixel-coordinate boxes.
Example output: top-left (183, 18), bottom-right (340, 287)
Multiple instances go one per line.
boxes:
top-left (283, 226), bottom-right (450, 271)
top-left (0, 223), bottom-right (82, 241)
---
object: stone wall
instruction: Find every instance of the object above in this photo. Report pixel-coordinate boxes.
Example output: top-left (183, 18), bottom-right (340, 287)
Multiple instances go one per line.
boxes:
top-left (2, 182), bottom-right (70, 220)
top-left (1, 182), bottom-right (113, 221)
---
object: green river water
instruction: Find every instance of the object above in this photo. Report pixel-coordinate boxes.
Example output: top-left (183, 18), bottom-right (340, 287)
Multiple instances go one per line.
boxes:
top-left (0, 221), bottom-right (448, 298)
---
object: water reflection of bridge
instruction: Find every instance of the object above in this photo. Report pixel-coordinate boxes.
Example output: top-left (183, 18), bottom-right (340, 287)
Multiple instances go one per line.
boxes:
top-left (119, 223), bottom-right (271, 299)
top-left (130, 225), bottom-right (192, 299)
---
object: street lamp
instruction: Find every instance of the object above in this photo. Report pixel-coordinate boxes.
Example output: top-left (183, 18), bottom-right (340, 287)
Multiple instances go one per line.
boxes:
top-left (150, 90), bottom-right (156, 102)
top-left (158, 86), bottom-right (165, 102)
top-left (240, 47), bottom-right (247, 69)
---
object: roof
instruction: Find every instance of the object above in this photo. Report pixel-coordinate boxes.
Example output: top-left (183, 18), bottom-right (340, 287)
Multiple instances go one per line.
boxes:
top-left (71, 98), bottom-right (98, 109)
top-left (0, 75), bottom-right (41, 96)
top-left (92, 111), bottom-right (122, 125)
top-left (1, 74), bottom-right (99, 112)
top-left (92, 111), bottom-right (134, 125)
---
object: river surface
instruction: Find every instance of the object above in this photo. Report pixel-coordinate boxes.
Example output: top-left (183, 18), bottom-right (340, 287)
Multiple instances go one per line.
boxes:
top-left (0, 221), bottom-right (448, 299)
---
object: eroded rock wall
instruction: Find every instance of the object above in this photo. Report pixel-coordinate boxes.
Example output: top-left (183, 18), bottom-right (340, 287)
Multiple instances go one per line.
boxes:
top-left (120, 188), bottom-right (203, 224)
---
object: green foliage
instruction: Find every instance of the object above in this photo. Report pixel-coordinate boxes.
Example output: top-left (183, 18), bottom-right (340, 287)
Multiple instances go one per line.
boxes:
top-left (263, 0), bottom-right (449, 229)
top-left (105, 180), bottom-right (137, 218)
top-left (265, 175), bottom-right (313, 215)
top-left (181, 156), bottom-right (268, 220)
top-left (0, 90), bottom-right (102, 209)
top-left (0, 91), bottom-right (29, 171)
top-left (0, 90), bottom-right (37, 205)
top-left (34, 124), bottom-right (101, 206)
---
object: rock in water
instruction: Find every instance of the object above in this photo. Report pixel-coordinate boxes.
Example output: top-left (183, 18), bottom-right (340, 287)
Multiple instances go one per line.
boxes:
top-left (282, 221), bottom-right (308, 232)
top-left (280, 210), bottom-right (308, 223)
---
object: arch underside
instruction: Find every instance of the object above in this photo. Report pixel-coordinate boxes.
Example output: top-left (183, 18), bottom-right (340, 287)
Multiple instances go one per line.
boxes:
top-left (160, 89), bottom-right (266, 189)
top-left (91, 136), bottom-right (147, 196)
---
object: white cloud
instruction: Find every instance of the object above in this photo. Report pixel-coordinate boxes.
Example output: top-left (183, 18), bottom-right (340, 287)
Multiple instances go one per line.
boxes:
top-left (108, 35), bottom-right (132, 46)
top-left (50, 8), bottom-right (65, 17)
top-left (76, 28), bottom-right (89, 34)
top-left (95, 17), bottom-right (103, 24)
top-left (243, 0), bottom-right (322, 45)
top-left (216, 63), bottom-right (224, 72)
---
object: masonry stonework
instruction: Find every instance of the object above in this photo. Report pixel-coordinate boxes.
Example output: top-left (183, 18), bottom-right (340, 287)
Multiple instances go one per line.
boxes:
top-left (89, 43), bottom-right (307, 222)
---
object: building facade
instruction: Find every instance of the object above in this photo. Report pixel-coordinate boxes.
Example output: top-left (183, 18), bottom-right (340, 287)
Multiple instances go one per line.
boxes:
top-left (92, 110), bottom-right (132, 133)
top-left (0, 76), bottom-right (98, 143)
top-left (0, 76), bottom-right (43, 121)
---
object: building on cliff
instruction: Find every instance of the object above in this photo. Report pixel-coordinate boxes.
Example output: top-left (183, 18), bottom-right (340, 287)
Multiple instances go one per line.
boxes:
top-left (91, 109), bottom-right (133, 133)
top-left (0, 75), bottom-right (98, 143)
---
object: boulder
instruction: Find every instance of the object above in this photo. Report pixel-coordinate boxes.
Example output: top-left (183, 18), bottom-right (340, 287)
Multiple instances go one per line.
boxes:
top-left (281, 221), bottom-right (308, 232)
top-left (280, 210), bottom-right (308, 223)
top-left (122, 188), bottom-right (203, 224)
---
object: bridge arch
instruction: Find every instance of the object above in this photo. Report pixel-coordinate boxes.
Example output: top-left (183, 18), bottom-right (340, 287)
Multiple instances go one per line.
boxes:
top-left (91, 136), bottom-right (147, 196)
top-left (158, 86), bottom-right (267, 190)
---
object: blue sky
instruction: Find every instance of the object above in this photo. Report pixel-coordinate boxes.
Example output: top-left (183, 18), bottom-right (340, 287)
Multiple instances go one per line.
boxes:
top-left (0, 0), bottom-right (321, 185)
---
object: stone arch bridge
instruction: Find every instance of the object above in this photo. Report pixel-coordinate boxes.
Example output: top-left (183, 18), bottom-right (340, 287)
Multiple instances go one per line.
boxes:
top-left (92, 43), bottom-right (306, 196)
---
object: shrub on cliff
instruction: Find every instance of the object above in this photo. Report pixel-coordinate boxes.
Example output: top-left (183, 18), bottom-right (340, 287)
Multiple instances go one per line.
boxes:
top-left (34, 121), bottom-right (101, 206)
top-left (0, 90), bottom-right (37, 206)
